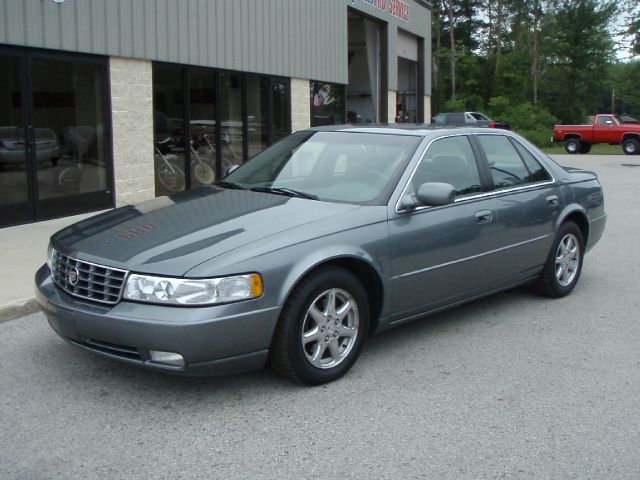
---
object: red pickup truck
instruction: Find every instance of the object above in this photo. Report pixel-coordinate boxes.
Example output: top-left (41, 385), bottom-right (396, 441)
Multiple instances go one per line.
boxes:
top-left (553, 114), bottom-right (640, 155)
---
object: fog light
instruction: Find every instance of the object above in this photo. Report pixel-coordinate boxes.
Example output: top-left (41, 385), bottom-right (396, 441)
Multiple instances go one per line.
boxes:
top-left (149, 350), bottom-right (185, 367)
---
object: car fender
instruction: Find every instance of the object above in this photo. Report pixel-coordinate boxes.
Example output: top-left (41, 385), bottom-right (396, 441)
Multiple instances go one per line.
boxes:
top-left (554, 202), bottom-right (589, 235)
top-left (275, 242), bottom-right (387, 308)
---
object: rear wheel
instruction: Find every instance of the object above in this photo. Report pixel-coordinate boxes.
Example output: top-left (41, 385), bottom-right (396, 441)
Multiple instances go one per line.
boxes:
top-left (269, 267), bottom-right (369, 385)
top-left (564, 138), bottom-right (580, 154)
top-left (622, 138), bottom-right (639, 155)
top-left (535, 222), bottom-right (584, 298)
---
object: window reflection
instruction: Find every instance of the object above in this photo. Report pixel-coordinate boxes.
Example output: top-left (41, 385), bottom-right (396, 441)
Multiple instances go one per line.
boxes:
top-left (31, 58), bottom-right (109, 200)
top-left (310, 82), bottom-right (346, 126)
top-left (246, 76), bottom-right (269, 159)
top-left (189, 69), bottom-right (217, 188)
top-left (219, 73), bottom-right (243, 172)
top-left (153, 65), bottom-right (186, 195)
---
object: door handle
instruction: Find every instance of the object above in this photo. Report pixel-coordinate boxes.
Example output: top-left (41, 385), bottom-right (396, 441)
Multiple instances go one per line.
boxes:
top-left (474, 209), bottom-right (493, 224)
top-left (546, 195), bottom-right (559, 207)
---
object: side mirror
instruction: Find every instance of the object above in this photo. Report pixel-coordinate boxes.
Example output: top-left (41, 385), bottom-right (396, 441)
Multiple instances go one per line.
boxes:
top-left (416, 182), bottom-right (456, 206)
top-left (398, 182), bottom-right (456, 212)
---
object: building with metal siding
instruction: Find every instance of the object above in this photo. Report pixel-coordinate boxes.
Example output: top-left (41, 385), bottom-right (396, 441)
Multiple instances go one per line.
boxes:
top-left (0, 0), bottom-right (431, 227)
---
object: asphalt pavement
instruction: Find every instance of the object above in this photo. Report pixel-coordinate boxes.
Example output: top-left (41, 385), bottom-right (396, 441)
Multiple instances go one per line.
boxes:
top-left (0, 154), bottom-right (639, 479)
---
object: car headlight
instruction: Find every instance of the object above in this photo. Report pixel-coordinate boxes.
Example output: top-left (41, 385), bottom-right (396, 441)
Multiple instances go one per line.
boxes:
top-left (124, 273), bottom-right (263, 306)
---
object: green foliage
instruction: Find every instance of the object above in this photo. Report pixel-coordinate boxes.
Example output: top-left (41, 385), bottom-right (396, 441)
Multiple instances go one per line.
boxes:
top-left (487, 96), bottom-right (510, 117)
top-left (430, 0), bottom-right (636, 127)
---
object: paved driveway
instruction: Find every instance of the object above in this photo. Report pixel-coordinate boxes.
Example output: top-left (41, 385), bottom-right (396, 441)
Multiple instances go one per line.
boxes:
top-left (1, 155), bottom-right (639, 479)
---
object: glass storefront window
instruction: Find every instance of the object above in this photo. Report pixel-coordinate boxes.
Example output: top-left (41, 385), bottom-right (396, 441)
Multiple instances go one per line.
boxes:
top-left (1, 47), bottom-right (112, 228)
top-left (246, 76), bottom-right (269, 159)
top-left (397, 57), bottom-right (418, 123)
top-left (0, 56), bottom-right (28, 214)
top-left (152, 64), bottom-right (290, 193)
top-left (189, 69), bottom-right (217, 188)
top-left (31, 58), bottom-right (110, 200)
top-left (153, 64), bottom-right (187, 195)
top-left (310, 82), bottom-right (346, 127)
top-left (219, 72), bottom-right (244, 173)
top-left (272, 80), bottom-right (290, 143)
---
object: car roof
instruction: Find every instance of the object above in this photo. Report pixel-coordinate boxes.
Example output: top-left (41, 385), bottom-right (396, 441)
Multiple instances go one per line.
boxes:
top-left (305, 124), bottom-right (509, 138)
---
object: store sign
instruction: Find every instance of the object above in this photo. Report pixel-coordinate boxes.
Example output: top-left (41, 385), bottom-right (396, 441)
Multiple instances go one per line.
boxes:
top-left (350, 0), bottom-right (410, 22)
top-left (389, 0), bottom-right (410, 22)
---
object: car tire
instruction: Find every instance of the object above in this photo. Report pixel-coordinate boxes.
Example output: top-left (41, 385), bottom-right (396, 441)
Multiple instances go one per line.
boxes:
top-left (535, 222), bottom-right (584, 298)
top-left (564, 138), bottom-right (580, 154)
top-left (269, 267), bottom-right (369, 385)
top-left (579, 142), bottom-right (591, 154)
top-left (622, 138), bottom-right (639, 155)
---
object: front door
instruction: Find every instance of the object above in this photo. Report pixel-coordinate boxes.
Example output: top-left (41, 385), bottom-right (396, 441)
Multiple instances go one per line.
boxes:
top-left (0, 47), bottom-right (113, 228)
top-left (388, 135), bottom-right (502, 322)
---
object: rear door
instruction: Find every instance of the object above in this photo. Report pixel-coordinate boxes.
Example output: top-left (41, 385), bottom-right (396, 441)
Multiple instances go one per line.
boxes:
top-left (474, 133), bottom-right (559, 281)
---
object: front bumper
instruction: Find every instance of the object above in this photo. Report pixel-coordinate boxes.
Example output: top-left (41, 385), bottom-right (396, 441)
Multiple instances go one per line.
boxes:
top-left (35, 265), bottom-right (282, 376)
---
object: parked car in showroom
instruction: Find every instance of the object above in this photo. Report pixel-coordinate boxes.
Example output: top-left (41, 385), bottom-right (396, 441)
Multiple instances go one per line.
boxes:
top-left (432, 111), bottom-right (510, 130)
top-left (36, 126), bottom-right (606, 384)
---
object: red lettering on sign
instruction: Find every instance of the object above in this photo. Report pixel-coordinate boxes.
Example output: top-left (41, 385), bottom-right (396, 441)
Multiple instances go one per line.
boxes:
top-left (389, 0), bottom-right (410, 22)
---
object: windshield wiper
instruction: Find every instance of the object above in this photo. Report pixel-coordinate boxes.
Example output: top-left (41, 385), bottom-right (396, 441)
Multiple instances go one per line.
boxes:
top-left (216, 181), bottom-right (245, 190)
top-left (250, 187), bottom-right (318, 200)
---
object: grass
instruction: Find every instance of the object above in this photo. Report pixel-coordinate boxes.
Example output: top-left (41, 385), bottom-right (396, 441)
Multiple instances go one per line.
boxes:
top-left (541, 143), bottom-right (625, 155)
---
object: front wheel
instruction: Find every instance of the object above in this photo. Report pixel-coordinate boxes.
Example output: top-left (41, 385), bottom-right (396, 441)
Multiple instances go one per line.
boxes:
top-left (564, 138), bottom-right (581, 154)
top-left (622, 138), bottom-right (639, 155)
top-left (269, 267), bottom-right (369, 385)
top-left (535, 222), bottom-right (584, 298)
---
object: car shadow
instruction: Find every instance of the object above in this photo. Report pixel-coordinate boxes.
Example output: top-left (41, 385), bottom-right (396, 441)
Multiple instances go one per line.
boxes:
top-left (33, 285), bottom-right (545, 400)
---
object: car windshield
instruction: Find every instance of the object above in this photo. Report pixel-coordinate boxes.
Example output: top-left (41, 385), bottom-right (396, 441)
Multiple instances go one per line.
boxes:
top-left (223, 131), bottom-right (422, 205)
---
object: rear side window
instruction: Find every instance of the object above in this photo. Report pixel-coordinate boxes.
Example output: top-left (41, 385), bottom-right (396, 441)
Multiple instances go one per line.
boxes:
top-left (511, 140), bottom-right (551, 182)
top-left (412, 136), bottom-right (482, 196)
top-left (478, 135), bottom-right (549, 188)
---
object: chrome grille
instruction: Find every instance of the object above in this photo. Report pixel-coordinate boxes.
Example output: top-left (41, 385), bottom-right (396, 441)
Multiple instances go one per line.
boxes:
top-left (51, 250), bottom-right (128, 305)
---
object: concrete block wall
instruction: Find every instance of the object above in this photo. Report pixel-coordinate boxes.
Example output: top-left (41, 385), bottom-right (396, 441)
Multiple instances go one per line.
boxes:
top-left (109, 57), bottom-right (155, 206)
top-left (388, 90), bottom-right (397, 123)
top-left (291, 78), bottom-right (311, 132)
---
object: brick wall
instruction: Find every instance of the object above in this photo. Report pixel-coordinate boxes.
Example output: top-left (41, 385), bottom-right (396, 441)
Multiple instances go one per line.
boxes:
top-left (109, 57), bottom-right (155, 206)
top-left (291, 78), bottom-right (311, 132)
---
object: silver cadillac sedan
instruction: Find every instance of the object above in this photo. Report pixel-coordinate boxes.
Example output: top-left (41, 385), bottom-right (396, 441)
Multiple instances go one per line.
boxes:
top-left (35, 126), bottom-right (606, 384)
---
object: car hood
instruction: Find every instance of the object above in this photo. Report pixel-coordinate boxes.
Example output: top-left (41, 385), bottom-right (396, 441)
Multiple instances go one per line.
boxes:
top-left (51, 187), bottom-right (361, 276)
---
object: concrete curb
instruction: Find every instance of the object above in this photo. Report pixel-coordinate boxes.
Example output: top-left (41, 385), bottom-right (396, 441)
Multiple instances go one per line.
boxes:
top-left (0, 298), bottom-right (39, 323)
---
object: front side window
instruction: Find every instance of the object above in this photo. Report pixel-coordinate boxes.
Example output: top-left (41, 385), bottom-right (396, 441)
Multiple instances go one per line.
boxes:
top-left (225, 131), bottom-right (421, 205)
top-left (478, 135), bottom-right (549, 188)
top-left (411, 136), bottom-right (482, 196)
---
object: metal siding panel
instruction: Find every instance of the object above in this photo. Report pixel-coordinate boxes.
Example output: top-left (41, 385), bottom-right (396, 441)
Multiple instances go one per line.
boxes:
top-left (119, 0), bottom-right (133, 57)
top-left (254, 0), bottom-right (264, 73)
top-left (42, 0), bottom-right (62, 49)
top-left (90, 0), bottom-right (106, 54)
top-left (166, 0), bottom-right (178, 62)
top-left (215, 0), bottom-right (225, 69)
top-left (143, 1), bottom-right (155, 58)
top-left (232, 1), bottom-right (241, 70)
top-left (197, 0), bottom-right (207, 66)
top-left (131, 0), bottom-right (145, 58)
top-left (188, 0), bottom-right (198, 65)
top-left (76, 1), bottom-right (92, 53)
top-left (60, 3), bottom-right (76, 51)
top-left (5, 0), bottom-right (24, 44)
top-left (177, 1), bottom-right (189, 64)
top-left (27, 1), bottom-right (45, 47)
top-left (208, 0), bottom-right (218, 66)
top-left (156, 0), bottom-right (169, 61)
top-left (105, 0), bottom-right (119, 54)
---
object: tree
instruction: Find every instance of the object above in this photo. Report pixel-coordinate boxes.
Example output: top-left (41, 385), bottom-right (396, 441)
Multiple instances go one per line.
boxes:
top-left (539, 0), bottom-right (617, 123)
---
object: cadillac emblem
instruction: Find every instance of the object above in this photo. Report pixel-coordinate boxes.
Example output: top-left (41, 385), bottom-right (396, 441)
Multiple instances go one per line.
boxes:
top-left (68, 267), bottom-right (80, 286)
